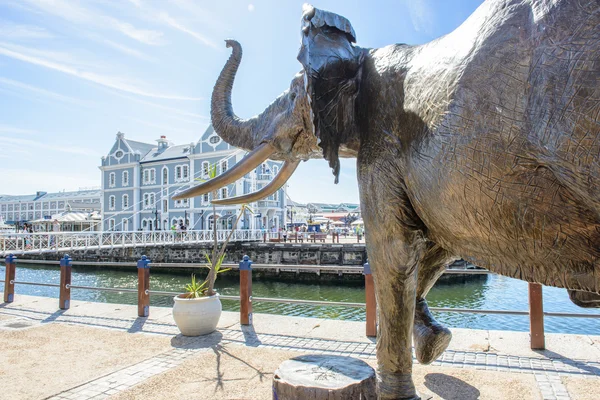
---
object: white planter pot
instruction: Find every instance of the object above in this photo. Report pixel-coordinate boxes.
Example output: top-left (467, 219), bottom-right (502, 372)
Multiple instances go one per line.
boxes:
top-left (172, 293), bottom-right (222, 336)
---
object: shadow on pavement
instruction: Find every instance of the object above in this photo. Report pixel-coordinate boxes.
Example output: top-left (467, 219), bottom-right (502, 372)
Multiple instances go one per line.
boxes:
top-left (424, 373), bottom-right (481, 400)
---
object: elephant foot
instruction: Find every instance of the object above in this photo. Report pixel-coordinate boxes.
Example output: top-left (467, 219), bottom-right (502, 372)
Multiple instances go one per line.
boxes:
top-left (377, 372), bottom-right (421, 400)
top-left (413, 299), bottom-right (452, 365)
top-left (377, 371), bottom-right (421, 399)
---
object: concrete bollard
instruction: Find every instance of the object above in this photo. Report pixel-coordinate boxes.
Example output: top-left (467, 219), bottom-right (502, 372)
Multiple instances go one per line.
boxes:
top-left (59, 254), bottom-right (72, 310)
top-left (239, 255), bottom-right (253, 325)
top-left (137, 255), bottom-right (151, 317)
top-left (4, 254), bottom-right (16, 303)
top-left (364, 261), bottom-right (377, 337)
top-left (528, 283), bottom-right (545, 349)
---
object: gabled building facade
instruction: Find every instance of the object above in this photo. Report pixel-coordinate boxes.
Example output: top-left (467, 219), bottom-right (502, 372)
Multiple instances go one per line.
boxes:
top-left (100, 127), bottom-right (286, 232)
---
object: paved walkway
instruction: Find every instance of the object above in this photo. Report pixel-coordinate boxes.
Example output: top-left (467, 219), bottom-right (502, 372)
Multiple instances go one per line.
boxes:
top-left (0, 295), bottom-right (599, 399)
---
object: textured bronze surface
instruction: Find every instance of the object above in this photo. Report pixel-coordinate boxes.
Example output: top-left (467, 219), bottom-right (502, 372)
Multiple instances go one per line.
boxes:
top-left (201, 1), bottom-right (600, 398)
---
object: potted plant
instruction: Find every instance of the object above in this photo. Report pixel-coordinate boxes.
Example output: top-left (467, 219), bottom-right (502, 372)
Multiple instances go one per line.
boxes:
top-left (172, 163), bottom-right (253, 335)
top-left (172, 253), bottom-right (230, 336)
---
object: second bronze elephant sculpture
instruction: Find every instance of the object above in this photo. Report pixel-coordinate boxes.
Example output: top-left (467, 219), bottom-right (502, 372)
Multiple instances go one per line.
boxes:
top-left (175, 1), bottom-right (600, 398)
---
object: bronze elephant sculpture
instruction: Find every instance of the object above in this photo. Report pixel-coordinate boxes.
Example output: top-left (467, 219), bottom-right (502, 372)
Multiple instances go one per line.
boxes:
top-left (175, 0), bottom-right (600, 398)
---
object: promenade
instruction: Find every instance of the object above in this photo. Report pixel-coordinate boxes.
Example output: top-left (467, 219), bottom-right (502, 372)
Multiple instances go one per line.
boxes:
top-left (1, 295), bottom-right (599, 400)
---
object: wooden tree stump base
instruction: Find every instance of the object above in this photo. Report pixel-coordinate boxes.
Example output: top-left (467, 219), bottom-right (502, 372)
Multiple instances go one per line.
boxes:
top-left (272, 355), bottom-right (376, 400)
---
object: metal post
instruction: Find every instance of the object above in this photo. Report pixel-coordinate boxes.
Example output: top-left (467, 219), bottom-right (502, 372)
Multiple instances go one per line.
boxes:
top-left (4, 254), bottom-right (16, 303)
top-left (239, 255), bottom-right (253, 325)
top-left (59, 254), bottom-right (72, 309)
top-left (528, 283), bottom-right (545, 349)
top-left (364, 261), bottom-right (377, 337)
top-left (137, 255), bottom-right (151, 317)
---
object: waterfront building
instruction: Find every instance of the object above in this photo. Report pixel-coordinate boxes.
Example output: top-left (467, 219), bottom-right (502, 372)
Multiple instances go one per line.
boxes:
top-left (0, 189), bottom-right (101, 229)
top-left (100, 127), bottom-right (286, 232)
top-left (287, 201), bottom-right (361, 228)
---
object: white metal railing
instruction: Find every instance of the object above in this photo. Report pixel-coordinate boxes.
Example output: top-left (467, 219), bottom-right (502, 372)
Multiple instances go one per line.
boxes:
top-left (0, 229), bottom-right (264, 256)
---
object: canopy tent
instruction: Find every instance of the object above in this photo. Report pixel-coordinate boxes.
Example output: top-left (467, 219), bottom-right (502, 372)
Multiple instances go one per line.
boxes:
top-left (351, 219), bottom-right (364, 226)
top-left (31, 211), bottom-right (101, 232)
top-left (332, 220), bottom-right (345, 226)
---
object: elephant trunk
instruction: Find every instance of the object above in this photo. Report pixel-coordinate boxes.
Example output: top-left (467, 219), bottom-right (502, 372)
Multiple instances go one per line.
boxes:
top-left (211, 39), bottom-right (260, 150)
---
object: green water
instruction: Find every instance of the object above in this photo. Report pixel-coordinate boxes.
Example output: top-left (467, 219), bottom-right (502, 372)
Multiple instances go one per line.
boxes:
top-left (1, 263), bottom-right (598, 335)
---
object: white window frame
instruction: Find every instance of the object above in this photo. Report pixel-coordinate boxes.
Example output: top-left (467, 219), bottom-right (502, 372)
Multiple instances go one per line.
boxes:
top-left (109, 218), bottom-right (116, 231)
top-left (162, 167), bottom-right (168, 185)
top-left (109, 172), bottom-right (116, 188)
top-left (272, 165), bottom-right (279, 176)
top-left (220, 187), bottom-right (228, 199)
top-left (202, 193), bottom-right (209, 204)
top-left (122, 218), bottom-right (129, 231)
top-left (122, 194), bottom-right (129, 209)
top-left (109, 195), bottom-right (116, 211)
top-left (122, 171), bottom-right (129, 187)
top-left (202, 161), bottom-right (209, 177)
top-left (221, 160), bottom-right (228, 174)
top-left (174, 198), bottom-right (189, 208)
top-left (143, 168), bottom-right (156, 185)
top-left (175, 164), bottom-right (190, 183)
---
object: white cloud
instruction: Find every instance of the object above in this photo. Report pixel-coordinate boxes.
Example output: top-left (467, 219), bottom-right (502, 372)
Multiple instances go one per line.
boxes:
top-left (0, 136), bottom-right (96, 156)
top-left (86, 35), bottom-right (156, 62)
top-left (0, 43), bottom-right (201, 101)
top-left (0, 77), bottom-right (92, 107)
top-left (248, 4), bottom-right (255, 12)
top-left (20, 0), bottom-right (166, 45)
top-left (0, 124), bottom-right (39, 135)
top-left (0, 168), bottom-right (99, 194)
top-left (158, 12), bottom-right (218, 49)
top-left (111, 21), bottom-right (165, 46)
top-left (405, 0), bottom-right (435, 36)
top-left (0, 21), bottom-right (54, 40)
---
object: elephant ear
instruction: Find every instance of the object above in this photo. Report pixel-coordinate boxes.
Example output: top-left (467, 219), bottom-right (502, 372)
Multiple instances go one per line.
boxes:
top-left (298, 5), bottom-right (363, 184)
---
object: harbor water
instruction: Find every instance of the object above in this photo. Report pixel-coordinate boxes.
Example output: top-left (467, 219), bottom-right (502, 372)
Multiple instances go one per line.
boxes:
top-left (1, 263), bottom-right (598, 335)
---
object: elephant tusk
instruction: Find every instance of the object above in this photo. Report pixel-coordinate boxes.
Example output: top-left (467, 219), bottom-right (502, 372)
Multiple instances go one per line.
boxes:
top-left (212, 160), bottom-right (300, 205)
top-left (172, 143), bottom-right (275, 200)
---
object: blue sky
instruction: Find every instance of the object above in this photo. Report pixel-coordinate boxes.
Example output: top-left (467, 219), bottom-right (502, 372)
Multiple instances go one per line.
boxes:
top-left (0, 0), bottom-right (483, 203)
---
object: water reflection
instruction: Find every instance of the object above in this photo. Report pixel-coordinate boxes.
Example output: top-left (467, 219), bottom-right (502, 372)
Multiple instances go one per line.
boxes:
top-left (0, 264), bottom-right (598, 335)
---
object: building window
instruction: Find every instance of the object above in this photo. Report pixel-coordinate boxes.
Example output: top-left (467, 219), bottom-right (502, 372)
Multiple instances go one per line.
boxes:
top-left (109, 172), bottom-right (116, 188)
top-left (175, 165), bottom-right (190, 182)
top-left (122, 194), bottom-right (129, 209)
top-left (163, 199), bottom-right (168, 212)
top-left (273, 165), bottom-right (279, 175)
top-left (273, 190), bottom-right (279, 202)
top-left (109, 219), bottom-right (115, 231)
top-left (115, 150), bottom-right (124, 158)
top-left (202, 161), bottom-right (210, 177)
top-left (143, 169), bottom-right (156, 184)
top-left (209, 135), bottom-right (220, 144)
top-left (174, 198), bottom-right (189, 208)
top-left (122, 218), bottom-right (129, 231)
top-left (122, 171), bottom-right (129, 186)
top-left (109, 196), bottom-right (116, 211)
top-left (220, 187), bottom-right (227, 199)
top-left (221, 160), bottom-right (228, 174)
top-left (162, 167), bottom-right (168, 185)
top-left (143, 193), bottom-right (155, 209)
top-left (203, 193), bottom-right (209, 204)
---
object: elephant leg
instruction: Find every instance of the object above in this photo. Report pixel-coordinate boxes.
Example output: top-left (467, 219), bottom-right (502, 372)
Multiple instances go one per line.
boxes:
top-left (369, 234), bottom-right (424, 400)
top-left (413, 244), bottom-right (457, 365)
